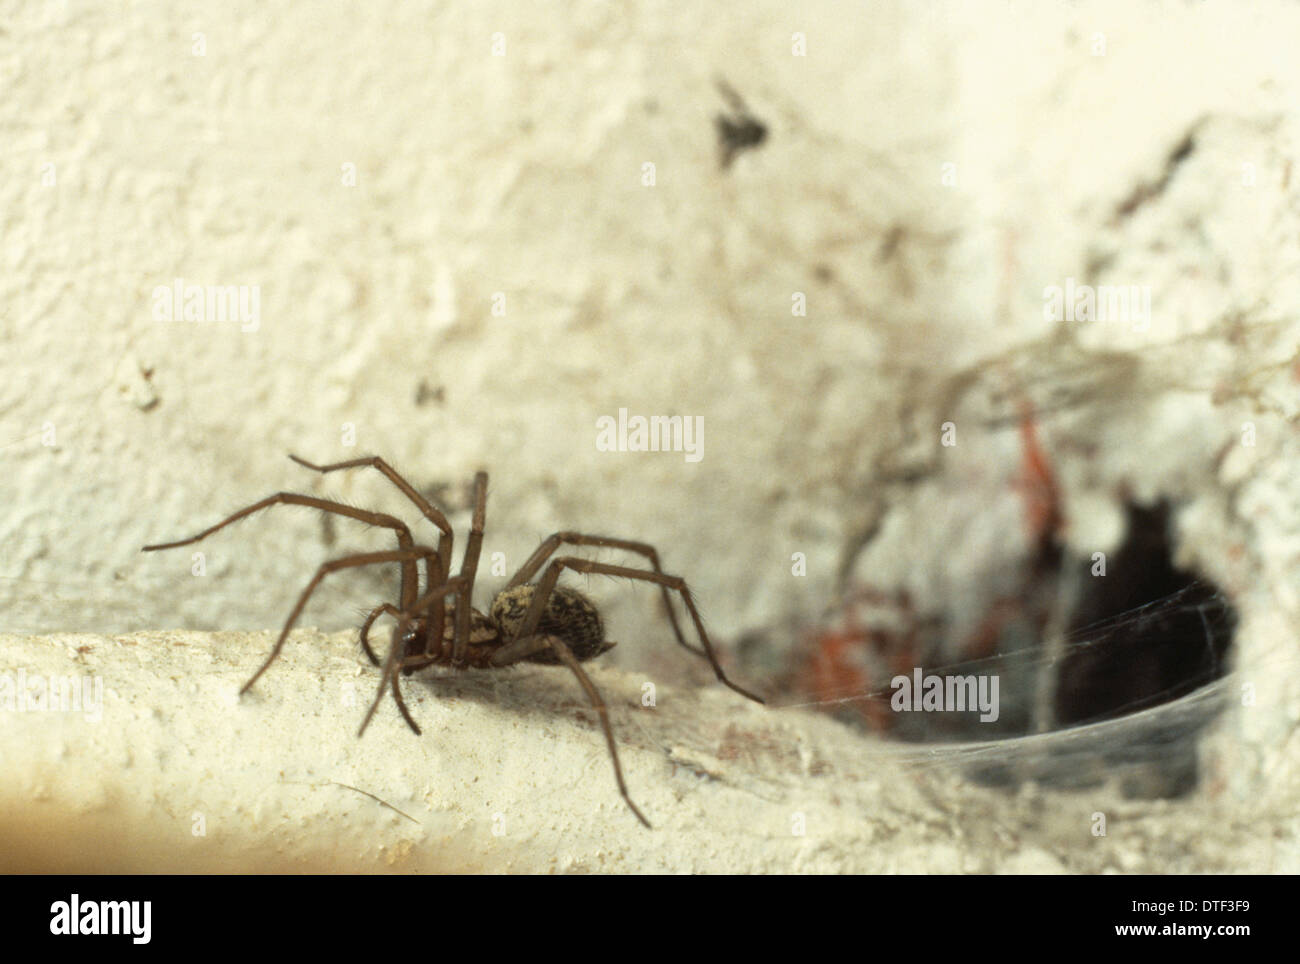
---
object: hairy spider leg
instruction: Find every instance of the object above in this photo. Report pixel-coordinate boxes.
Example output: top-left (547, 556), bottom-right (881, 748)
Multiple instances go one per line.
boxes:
top-left (450, 471), bottom-right (487, 663)
top-left (488, 632), bottom-right (651, 828)
top-left (355, 471), bottom-right (488, 668)
top-left (359, 574), bottom-right (470, 737)
top-left (142, 492), bottom-right (425, 613)
top-left (512, 557), bottom-right (765, 705)
top-left (357, 603), bottom-right (400, 666)
top-left (238, 546), bottom-right (443, 694)
top-left (289, 454), bottom-right (456, 656)
top-left (505, 532), bottom-right (700, 656)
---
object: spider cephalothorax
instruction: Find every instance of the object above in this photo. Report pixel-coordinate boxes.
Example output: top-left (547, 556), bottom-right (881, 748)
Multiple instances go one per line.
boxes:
top-left (398, 604), bottom-right (496, 668)
top-left (143, 453), bottom-right (764, 827)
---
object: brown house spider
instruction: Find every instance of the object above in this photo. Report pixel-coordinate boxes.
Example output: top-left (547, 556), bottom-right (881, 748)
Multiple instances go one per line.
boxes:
top-left (142, 454), bottom-right (764, 827)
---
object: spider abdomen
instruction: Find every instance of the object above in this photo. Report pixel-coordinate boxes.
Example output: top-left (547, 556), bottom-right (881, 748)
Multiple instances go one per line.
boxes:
top-left (490, 584), bottom-right (611, 662)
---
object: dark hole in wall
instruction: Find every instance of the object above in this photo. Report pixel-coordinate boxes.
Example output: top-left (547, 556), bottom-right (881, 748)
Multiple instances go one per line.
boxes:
top-left (1048, 499), bottom-right (1236, 797)
top-left (800, 496), bottom-right (1238, 799)
top-left (955, 497), bottom-right (1237, 797)
top-left (1056, 500), bottom-right (1232, 725)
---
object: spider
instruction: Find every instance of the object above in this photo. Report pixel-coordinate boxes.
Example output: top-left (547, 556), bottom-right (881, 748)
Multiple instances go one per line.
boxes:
top-left (142, 454), bottom-right (765, 827)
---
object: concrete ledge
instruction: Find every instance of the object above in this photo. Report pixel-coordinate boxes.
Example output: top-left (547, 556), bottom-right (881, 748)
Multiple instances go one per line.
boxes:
top-left (0, 629), bottom-right (1287, 873)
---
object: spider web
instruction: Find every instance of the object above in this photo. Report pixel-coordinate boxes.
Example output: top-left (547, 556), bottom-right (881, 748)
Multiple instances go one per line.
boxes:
top-left (772, 581), bottom-right (1248, 797)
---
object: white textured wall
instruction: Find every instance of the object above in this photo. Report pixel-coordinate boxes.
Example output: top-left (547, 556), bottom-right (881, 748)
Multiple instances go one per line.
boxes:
top-left (4, 0), bottom-right (956, 655)
top-left (4, 0), bottom-right (1300, 867)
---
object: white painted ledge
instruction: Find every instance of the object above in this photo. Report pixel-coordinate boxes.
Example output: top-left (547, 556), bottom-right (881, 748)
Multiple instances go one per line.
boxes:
top-left (0, 630), bottom-right (1288, 873)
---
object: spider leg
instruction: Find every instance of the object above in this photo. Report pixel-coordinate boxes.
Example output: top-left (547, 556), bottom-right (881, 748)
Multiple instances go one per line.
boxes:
top-left (490, 633), bottom-right (651, 828)
top-left (288, 454), bottom-right (453, 573)
top-left (289, 456), bottom-right (485, 662)
top-left (383, 622), bottom-right (423, 735)
top-left (450, 471), bottom-right (487, 663)
top-left (368, 472), bottom-right (485, 669)
top-left (288, 453), bottom-right (452, 534)
top-left (142, 492), bottom-right (423, 613)
top-left (358, 574), bottom-right (469, 737)
top-left (241, 546), bottom-right (442, 696)
top-left (516, 557), bottom-right (765, 705)
top-left (357, 605), bottom-right (423, 735)
top-left (505, 532), bottom-right (700, 657)
top-left (358, 603), bottom-right (400, 666)
top-left (361, 614), bottom-right (417, 736)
